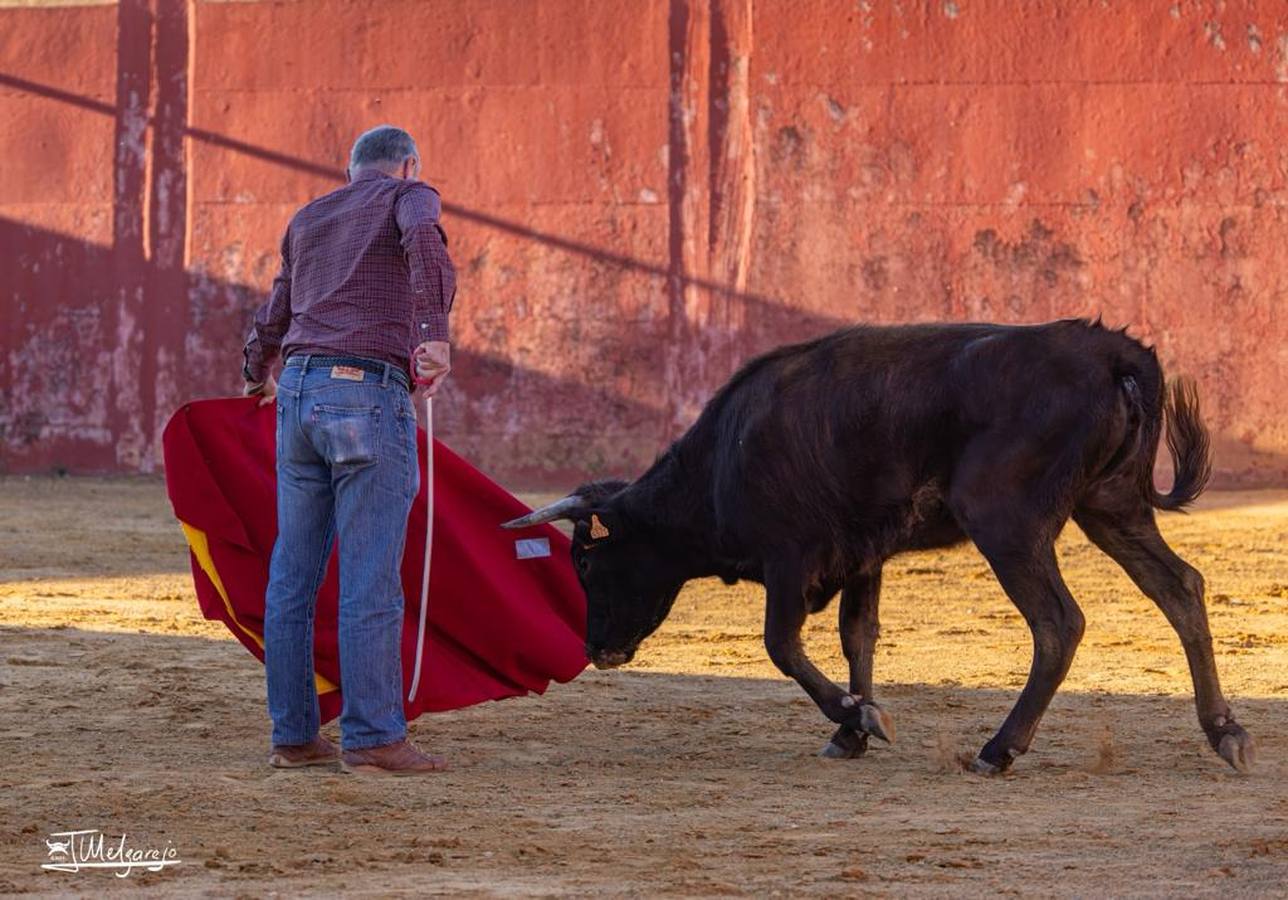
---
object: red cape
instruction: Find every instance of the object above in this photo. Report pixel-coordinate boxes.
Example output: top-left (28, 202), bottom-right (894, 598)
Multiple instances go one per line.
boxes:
top-left (162, 398), bottom-right (586, 721)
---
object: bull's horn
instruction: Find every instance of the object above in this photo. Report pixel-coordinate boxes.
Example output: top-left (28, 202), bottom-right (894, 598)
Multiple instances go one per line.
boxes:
top-left (501, 495), bottom-right (587, 529)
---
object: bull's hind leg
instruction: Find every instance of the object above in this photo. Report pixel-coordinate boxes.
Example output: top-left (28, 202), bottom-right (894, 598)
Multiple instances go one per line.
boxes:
top-left (964, 541), bottom-right (1086, 774)
top-left (1074, 505), bottom-right (1255, 772)
top-left (947, 428), bottom-right (1091, 772)
top-left (762, 560), bottom-right (894, 754)
top-left (821, 570), bottom-right (895, 759)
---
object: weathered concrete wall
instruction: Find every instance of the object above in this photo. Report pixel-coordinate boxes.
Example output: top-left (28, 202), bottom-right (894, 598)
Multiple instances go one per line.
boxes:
top-left (2, 0), bottom-right (1286, 486)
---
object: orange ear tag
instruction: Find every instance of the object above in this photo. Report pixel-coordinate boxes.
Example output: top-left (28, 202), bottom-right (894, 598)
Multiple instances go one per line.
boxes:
top-left (590, 514), bottom-right (610, 540)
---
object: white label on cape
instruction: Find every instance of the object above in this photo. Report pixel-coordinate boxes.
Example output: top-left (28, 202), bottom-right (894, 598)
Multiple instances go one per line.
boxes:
top-left (515, 538), bottom-right (551, 560)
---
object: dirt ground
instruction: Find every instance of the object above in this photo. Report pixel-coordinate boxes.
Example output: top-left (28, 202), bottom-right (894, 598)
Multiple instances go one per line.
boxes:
top-left (0, 477), bottom-right (1285, 897)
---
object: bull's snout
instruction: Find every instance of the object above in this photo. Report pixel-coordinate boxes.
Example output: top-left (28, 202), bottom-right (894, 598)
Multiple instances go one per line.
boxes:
top-left (586, 645), bottom-right (635, 669)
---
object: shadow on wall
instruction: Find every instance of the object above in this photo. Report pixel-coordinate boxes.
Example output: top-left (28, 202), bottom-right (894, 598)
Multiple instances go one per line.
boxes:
top-left (0, 209), bottom-right (845, 482)
top-left (6, 201), bottom-right (1288, 485)
top-left (0, 67), bottom-right (849, 483)
top-left (0, 215), bottom-right (699, 482)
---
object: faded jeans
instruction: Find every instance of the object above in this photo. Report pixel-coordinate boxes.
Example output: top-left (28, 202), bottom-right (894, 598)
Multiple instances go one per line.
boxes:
top-left (264, 355), bottom-right (418, 750)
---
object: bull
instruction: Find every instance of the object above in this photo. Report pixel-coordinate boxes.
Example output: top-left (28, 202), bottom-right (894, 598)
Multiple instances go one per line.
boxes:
top-left (504, 319), bottom-right (1255, 774)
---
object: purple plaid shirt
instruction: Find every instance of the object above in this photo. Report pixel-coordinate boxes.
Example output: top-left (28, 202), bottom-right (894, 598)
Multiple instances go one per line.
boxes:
top-left (242, 169), bottom-right (456, 382)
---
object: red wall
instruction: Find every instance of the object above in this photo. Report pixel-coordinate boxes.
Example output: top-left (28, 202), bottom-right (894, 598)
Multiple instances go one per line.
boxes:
top-left (3, 1), bottom-right (1286, 487)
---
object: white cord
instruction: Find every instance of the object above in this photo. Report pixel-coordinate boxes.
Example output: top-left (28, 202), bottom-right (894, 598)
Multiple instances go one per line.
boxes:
top-left (407, 393), bottom-right (433, 702)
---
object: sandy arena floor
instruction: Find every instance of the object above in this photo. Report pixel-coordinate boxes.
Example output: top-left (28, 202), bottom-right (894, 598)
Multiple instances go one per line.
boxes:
top-left (0, 477), bottom-right (1285, 896)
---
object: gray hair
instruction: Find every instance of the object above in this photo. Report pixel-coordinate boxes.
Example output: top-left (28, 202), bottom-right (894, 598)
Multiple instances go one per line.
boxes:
top-left (349, 125), bottom-right (418, 171)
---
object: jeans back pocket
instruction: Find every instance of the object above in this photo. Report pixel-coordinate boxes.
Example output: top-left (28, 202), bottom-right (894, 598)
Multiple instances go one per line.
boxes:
top-left (313, 403), bottom-right (382, 468)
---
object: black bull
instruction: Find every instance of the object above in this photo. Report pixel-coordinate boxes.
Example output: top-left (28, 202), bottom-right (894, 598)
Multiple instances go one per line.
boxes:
top-left (504, 320), bottom-right (1255, 774)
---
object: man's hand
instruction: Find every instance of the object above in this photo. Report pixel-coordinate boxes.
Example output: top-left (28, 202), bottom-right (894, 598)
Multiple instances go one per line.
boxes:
top-left (413, 341), bottom-right (451, 396)
top-left (243, 372), bottom-right (278, 407)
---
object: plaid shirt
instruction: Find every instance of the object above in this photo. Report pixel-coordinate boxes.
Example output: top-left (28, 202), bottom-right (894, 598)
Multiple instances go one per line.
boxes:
top-left (242, 169), bottom-right (456, 382)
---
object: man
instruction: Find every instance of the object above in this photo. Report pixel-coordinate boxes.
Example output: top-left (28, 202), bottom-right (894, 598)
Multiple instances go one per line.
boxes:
top-left (241, 125), bottom-right (456, 775)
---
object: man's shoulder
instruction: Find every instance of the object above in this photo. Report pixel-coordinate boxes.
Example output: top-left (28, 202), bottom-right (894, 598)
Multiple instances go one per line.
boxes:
top-left (293, 181), bottom-right (363, 217)
top-left (287, 178), bottom-right (441, 230)
top-left (396, 180), bottom-right (442, 201)
top-left (395, 180), bottom-right (443, 219)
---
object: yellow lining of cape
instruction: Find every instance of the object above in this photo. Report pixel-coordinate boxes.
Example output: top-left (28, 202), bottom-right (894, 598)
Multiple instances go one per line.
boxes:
top-left (179, 520), bottom-right (338, 695)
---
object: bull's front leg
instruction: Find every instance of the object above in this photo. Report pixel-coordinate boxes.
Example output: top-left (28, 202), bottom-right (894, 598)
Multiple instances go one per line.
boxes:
top-left (762, 561), bottom-right (893, 756)
top-left (821, 569), bottom-right (896, 759)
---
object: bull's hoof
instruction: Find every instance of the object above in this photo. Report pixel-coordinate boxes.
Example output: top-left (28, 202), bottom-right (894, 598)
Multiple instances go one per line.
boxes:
top-left (859, 702), bottom-right (896, 744)
top-left (839, 696), bottom-right (896, 744)
top-left (819, 740), bottom-right (859, 759)
top-left (819, 726), bottom-right (868, 759)
top-left (1211, 720), bottom-right (1255, 773)
top-left (969, 740), bottom-right (1019, 776)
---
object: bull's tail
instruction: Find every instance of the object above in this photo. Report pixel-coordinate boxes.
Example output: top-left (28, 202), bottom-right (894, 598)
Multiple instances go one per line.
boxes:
top-left (1146, 378), bottom-right (1212, 511)
top-left (1102, 327), bottom-right (1212, 512)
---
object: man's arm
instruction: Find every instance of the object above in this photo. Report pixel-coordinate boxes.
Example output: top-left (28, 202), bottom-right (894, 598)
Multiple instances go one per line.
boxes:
top-left (242, 228), bottom-right (293, 393)
top-left (395, 182), bottom-right (457, 345)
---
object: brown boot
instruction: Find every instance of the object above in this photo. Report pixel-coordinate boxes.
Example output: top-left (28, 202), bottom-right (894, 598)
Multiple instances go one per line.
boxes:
top-left (340, 740), bottom-right (448, 776)
top-left (268, 735), bottom-right (339, 769)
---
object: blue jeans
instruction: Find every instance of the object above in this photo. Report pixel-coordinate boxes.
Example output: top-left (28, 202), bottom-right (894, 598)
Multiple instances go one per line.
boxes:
top-left (264, 356), bottom-right (419, 750)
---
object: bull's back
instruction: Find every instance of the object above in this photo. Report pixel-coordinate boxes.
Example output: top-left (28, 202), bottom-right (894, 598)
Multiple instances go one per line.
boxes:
top-left (700, 320), bottom-right (1137, 556)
